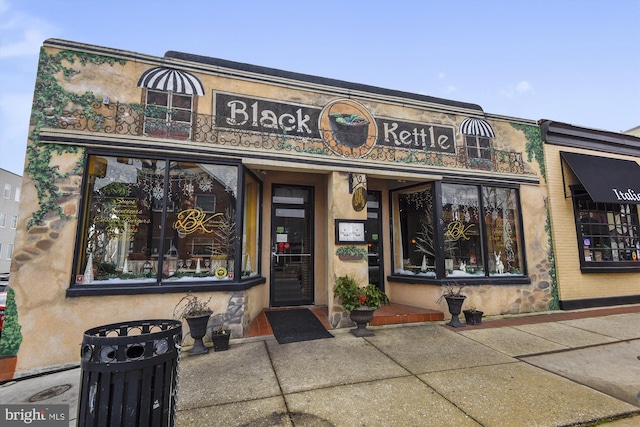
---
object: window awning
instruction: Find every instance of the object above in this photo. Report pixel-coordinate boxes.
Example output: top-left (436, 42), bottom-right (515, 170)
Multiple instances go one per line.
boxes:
top-left (460, 117), bottom-right (495, 137)
top-left (561, 151), bottom-right (640, 204)
top-left (137, 67), bottom-right (205, 96)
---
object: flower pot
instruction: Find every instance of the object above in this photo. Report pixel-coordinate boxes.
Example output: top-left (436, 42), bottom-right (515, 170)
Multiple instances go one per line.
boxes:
top-left (0, 355), bottom-right (18, 382)
top-left (211, 330), bottom-right (231, 351)
top-left (445, 295), bottom-right (466, 328)
top-left (464, 310), bottom-right (484, 325)
top-left (349, 307), bottom-right (376, 337)
top-left (338, 254), bottom-right (364, 261)
top-left (185, 314), bottom-right (211, 355)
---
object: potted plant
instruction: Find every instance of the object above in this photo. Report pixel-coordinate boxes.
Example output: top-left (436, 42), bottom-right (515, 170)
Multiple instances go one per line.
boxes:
top-left (0, 287), bottom-right (22, 381)
top-left (174, 293), bottom-right (213, 355)
top-left (336, 245), bottom-right (368, 261)
top-left (463, 307), bottom-right (484, 325)
top-left (334, 275), bottom-right (389, 337)
top-left (211, 325), bottom-right (231, 352)
top-left (437, 284), bottom-right (466, 328)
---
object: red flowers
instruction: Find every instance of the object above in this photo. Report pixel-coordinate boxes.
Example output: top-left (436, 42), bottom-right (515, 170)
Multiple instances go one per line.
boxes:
top-left (359, 294), bottom-right (366, 306)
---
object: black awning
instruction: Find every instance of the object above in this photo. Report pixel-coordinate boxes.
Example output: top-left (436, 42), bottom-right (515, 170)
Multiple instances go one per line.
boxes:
top-left (561, 152), bottom-right (640, 204)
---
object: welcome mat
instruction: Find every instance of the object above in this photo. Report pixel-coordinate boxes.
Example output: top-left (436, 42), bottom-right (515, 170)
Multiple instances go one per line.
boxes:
top-left (265, 309), bottom-right (334, 344)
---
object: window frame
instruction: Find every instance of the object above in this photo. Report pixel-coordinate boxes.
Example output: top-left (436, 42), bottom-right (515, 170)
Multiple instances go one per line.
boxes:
top-left (67, 150), bottom-right (265, 297)
top-left (571, 185), bottom-right (640, 273)
top-left (3, 184), bottom-right (10, 199)
top-left (389, 180), bottom-right (530, 285)
top-left (465, 135), bottom-right (492, 160)
top-left (143, 89), bottom-right (194, 140)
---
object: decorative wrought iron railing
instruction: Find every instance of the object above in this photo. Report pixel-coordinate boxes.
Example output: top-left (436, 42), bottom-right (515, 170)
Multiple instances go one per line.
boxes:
top-left (47, 102), bottom-right (527, 175)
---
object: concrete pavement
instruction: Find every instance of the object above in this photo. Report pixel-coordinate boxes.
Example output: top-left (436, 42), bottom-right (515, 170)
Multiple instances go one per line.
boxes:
top-left (1, 307), bottom-right (639, 426)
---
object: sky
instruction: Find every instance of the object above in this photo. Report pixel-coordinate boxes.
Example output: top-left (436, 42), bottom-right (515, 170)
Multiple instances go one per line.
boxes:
top-left (1, 0), bottom-right (639, 176)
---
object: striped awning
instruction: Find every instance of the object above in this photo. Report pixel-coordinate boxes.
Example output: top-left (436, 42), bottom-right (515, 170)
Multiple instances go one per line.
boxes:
top-left (137, 67), bottom-right (205, 96)
top-left (460, 117), bottom-right (495, 138)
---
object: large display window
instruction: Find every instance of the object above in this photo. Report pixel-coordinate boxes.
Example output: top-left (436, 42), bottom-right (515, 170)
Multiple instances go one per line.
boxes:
top-left (73, 154), bottom-right (260, 288)
top-left (392, 181), bottom-right (526, 281)
top-left (572, 186), bottom-right (640, 272)
top-left (482, 186), bottom-right (524, 275)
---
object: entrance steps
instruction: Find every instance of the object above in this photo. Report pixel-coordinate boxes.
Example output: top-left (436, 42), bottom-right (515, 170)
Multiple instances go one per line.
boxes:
top-left (244, 304), bottom-right (444, 338)
top-left (370, 303), bottom-right (444, 326)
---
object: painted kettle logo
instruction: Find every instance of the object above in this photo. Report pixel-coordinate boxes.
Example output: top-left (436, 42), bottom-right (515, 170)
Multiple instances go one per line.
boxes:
top-left (319, 99), bottom-right (377, 157)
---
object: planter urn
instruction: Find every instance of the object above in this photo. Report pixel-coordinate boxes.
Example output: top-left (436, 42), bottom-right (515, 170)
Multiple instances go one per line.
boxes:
top-left (185, 314), bottom-right (211, 355)
top-left (349, 307), bottom-right (376, 337)
top-left (445, 295), bottom-right (466, 328)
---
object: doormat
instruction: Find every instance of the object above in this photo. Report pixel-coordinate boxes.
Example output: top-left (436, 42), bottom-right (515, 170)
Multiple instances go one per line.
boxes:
top-left (265, 309), bottom-right (334, 344)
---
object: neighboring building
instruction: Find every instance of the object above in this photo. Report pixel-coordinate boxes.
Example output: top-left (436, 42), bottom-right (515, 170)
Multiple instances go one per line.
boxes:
top-left (0, 169), bottom-right (21, 276)
top-left (625, 125), bottom-right (640, 137)
top-left (541, 121), bottom-right (640, 309)
top-left (4, 39), bottom-right (554, 376)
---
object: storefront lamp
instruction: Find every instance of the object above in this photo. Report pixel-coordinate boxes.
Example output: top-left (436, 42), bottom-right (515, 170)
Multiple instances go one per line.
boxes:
top-left (164, 245), bottom-right (178, 276)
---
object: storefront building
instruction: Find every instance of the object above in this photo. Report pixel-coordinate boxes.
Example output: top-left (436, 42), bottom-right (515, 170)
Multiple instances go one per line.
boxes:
top-left (541, 121), bottom-right (640, 309)
top-left (1, 39), bottom-right (554, 377)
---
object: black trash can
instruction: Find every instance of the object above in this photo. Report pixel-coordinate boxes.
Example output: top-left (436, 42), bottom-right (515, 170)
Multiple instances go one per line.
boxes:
top-left (78, 319), bottom-right (182, 427)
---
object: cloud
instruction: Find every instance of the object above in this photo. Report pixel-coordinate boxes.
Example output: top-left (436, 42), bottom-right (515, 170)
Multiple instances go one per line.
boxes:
top-left (438, 72), bottom-right (446, 79)
top-left (0, 1), bottom-right (58, 59)
top-left (500, 80), bottom-right (534, 98)
top-left (516, 81), bottom-right (533, 93)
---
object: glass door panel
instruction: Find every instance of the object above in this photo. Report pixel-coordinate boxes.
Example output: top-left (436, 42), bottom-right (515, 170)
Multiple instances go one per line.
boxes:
top-left (271, 185), bottom-right (313, 306)
top-left (367, 191), bottom-right (383, 290)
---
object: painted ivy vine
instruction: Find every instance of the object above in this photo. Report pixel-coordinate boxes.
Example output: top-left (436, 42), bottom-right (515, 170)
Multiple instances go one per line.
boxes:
top-left (511, 123), bottom-right (545, 180)
top-left (25, 48), bottom-right (127, 229)
top-left (510, 122), bottom-right (558, 308)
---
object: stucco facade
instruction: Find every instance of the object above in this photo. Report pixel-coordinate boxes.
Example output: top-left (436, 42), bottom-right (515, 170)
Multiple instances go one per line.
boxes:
top-left (1, 39), bottom-right (555, 378)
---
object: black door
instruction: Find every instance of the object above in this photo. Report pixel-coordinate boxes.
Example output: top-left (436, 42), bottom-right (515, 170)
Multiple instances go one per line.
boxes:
top-left (367, 191), bottom-right (384, 290)
top-left (270, 185), bottom-right (314, 306)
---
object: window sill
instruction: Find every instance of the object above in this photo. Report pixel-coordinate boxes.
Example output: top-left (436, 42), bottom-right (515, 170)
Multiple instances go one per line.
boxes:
top-left (579, 264), bottom-right (640, 274)
top-left (66, 276), bottom-right (266, 297)
top-left (387, 274), bottom-right (531, 286)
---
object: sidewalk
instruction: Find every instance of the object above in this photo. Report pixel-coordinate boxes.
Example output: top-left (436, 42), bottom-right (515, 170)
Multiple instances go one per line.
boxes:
top-left (1, 306), bottom-right (639, 426)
